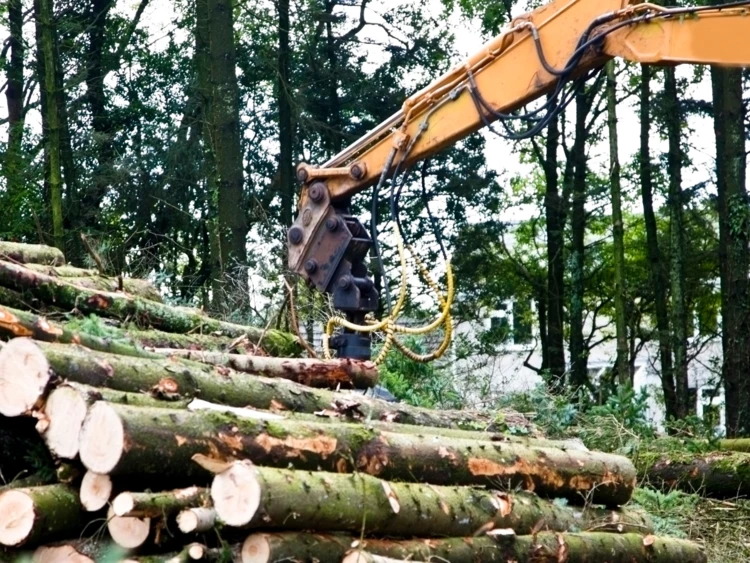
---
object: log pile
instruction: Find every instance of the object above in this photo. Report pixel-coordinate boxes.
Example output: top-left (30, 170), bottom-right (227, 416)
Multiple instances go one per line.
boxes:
top-left (0, 242), bottom-right (708, 562)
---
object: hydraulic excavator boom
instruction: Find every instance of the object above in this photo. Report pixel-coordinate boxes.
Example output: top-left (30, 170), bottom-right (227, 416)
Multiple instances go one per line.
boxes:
top-left (287, 0), bottom-right (750, 361)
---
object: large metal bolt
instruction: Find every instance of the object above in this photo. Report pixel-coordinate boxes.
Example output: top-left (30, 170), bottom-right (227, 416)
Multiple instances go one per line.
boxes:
top-left (309, 182), bottom-right (326, 203)
top-left (296, 167), bottom-right (309, 183)
top-left (288, 227), bottom-right (303, 245)
top-left (326, 217), bottom-right (339, 232)
top-left (338, 275), bottom-right (353, 290)
top-left (304, 260), bottom-right (318, 274)
top-left (350, 163), bottom-right (365, 180)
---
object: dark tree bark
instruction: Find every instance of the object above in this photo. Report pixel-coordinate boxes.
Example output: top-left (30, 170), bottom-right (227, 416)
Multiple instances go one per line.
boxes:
top-left (278, 0), bottom-right (294, 229)
top-left (664, 68), bottom-right (690, 420)
top-left (711, 61), bottom-right (749, 436)
top-left (34, 0), bottom-right (65, 251)
top-left (81, 0), bottom-right (116, 233)
top-left (3, 0), bottom-right (26, 233)
top-left (543, 114), bottom-right (566, 390)
top-left (195, 0), bottom-right (248, 308)
top-left (640, 65), bottom-right (677, 421)
top-left (606, 61), bottom-right (629, 387)
top-left (568, 91), bottom-right (590, 391)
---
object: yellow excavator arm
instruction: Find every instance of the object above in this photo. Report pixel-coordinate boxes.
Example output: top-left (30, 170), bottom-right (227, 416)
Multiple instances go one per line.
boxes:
top-left (287, 0), bottom-right (750, 361)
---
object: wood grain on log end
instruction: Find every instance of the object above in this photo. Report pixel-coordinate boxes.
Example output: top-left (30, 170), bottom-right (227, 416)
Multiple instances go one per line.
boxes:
top-left (241, 534), bottom-right (271, 563)
top-left (211, 462), bottom-right (261, 527)
top-left (0, 338), bottom-right (50, 417)
top-left (80, 471), bottom-right (112, 512)
top-left (0, 490), bottom-right (34, 546)
top-left (32, 545), bottom-right (94, 563)
top-left (107, 506), bottom-right (150, 549)
top-left (42, 385), bottom-right (88, 458)
top-left (79, 402), bottom-right (124, 474)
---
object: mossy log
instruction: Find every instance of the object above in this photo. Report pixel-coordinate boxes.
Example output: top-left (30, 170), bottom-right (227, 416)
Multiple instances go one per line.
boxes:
top-left (638, 450), bottom-right (750, 498)
top-left (211, 461), bottom-right (651, 535)
top-left (240, 531), bottom-right (706, 563)
top-left (0, 260), bottom-right (300, 356)
top-left (79, 402), bottom-right (636, 505)
top-left (719, 439), bottom-right (750, 453)
top-left (26, 340), bottom-right (512, 432)
top-left (0, 241), bottom-right (65, 266)
top-left (41, 382), bottom-right (190, 459)
top-left (149, 348), bottom-right (379, 389)
top-left (113, 486), bottom-right (210, 519)
top-left (21, 263), bottom-right (162, 302)
top-left (0, 485), bottom-right (86, 547)
top-left (0, 305), bottom-right (162, 359)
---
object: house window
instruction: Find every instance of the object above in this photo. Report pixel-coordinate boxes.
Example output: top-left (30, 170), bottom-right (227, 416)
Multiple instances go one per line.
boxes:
top-left (489, 315), bottom-right (510, 343)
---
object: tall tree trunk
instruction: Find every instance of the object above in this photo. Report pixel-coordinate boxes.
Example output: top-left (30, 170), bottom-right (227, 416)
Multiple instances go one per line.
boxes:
top-left (640, 65), bottom-right (676, 420)
top-left (196, 0), bottom-right (248, 309)
top-left (568, 92), bottom-right (589, 391)
top-left (82, 0), bottom-right (116, 233)
top-left (712, 62), bottom-right (749, 437)
top-left (543, 115), bottom-right (566, 391)
top-left (278, 0), bottom-right (294, 229)
top-left (324, 2), bottom-right (342, 155)
top-left (4, 0), bottom-right (26, 236)
top-left (606, 61), bottom-right (629, 387)
top-left (664, 68), bottom-right (690, 420)
top-left (34, 0), bottom-right (65, 251)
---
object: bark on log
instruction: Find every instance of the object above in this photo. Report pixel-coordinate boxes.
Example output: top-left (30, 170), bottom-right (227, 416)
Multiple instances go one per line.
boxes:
top-left (79, 402), bottom-right (636, 505)
top-left (0, 241), bottom-right (65, 266)
top-left (211, 461), bottom-right (651, 535)
top-left (177, 507), bottom-right (217, 534)
top-left (638, 450), bottom-right (750, 498)
top-left (112, 486), bottom-right (209, 519)
top-left (0, 260), bottom-right (300, 356)
top-left (30, 340), bottom-right (518, 433)
top-left (149, 349), bottom-right (379, 389)
top-left (240, 532), bottom-right (707, 563)
top-left (0, 485), bottom-right (85, 547)
top-left (0, 305), bottom-right (162, 359)
top-left (21, 263), bottom-right (162, 302)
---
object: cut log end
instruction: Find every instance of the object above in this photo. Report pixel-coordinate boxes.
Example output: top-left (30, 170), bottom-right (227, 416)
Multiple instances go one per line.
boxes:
top-left (188, 543), bottom-right (206, 559)
top-left (32, 545), bottom-right (94, 563)
top-left (0, 489), bottom-right (34, 546)
top-left (107, 507), bottom-right (150, 549)
top-left (241, 534), bottom-right (271, 563)
top-left (0, 338), bottom-right (50, 417)
top-left (42, 385), bottom-right (88, 458)
top-left (112, 493), bottom-right (136, 517)
top-left (211, 462), bottom-right (261, 527)
top-left (342, 551), bottom-right (414, 563)
top-left (79, 402), bottom-right (125, 474)
top-left (177, 507), bottom-right (216, 534)
top-left (80, 471), bottom-right (112, 512)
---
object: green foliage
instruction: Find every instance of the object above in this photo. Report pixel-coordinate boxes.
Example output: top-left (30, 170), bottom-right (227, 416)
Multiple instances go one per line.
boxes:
top-left (493, 384), bottom-right (579, 438)
top-left (65, 314), bottom-right (122, 340)
top-left (376, 336), bottom-right (463, 410)
top-left (631, 488), bottom-right (699, 539)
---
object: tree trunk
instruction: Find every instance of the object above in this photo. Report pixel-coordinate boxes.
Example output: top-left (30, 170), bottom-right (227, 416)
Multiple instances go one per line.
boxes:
top-left (19, 339), bottom-right (513, 432)
top-left (606, 61), bottom-right (630, 387)
top-left (568, 91), bottom-right (590, 391)
top-left (78, 402), bottom-right (637, 505)
top-left (82, 0), bottom-right (116, 233)
top-left (640, 65), bottom-right (676, 420)
top-left (664, 68), bottom-right (690, 420)
top-left (277, 0), bottom-right (294, 229)
top-left (112, 487), bottom-right (209, 519)
top-left (639, 450), bottom-right (750, 498)
top-left (240, 532), bottom-right (706, 563)
top-left (4, 0), bottom-right (26, 230)
top-left (0, 485), bottom-right (85, 547)
top-left (196, 0), bottom-right (248, 308)
top-left (543, 115), bottom-right (566, 391)
top-left (212, 461), bottom-right (650, 534)
top-left (712, 60), bottom-right (749, 437)
top-left (0, 261), bottom-right (300, 356)
top-left (34, 0), bottom-right (65, 251)
top-left (147, 349), bottom-right (378, 389)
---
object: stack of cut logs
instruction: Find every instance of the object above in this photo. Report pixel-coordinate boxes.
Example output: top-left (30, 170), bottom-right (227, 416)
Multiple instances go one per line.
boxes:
top-left (0, 242), bottom-right (707, 562)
